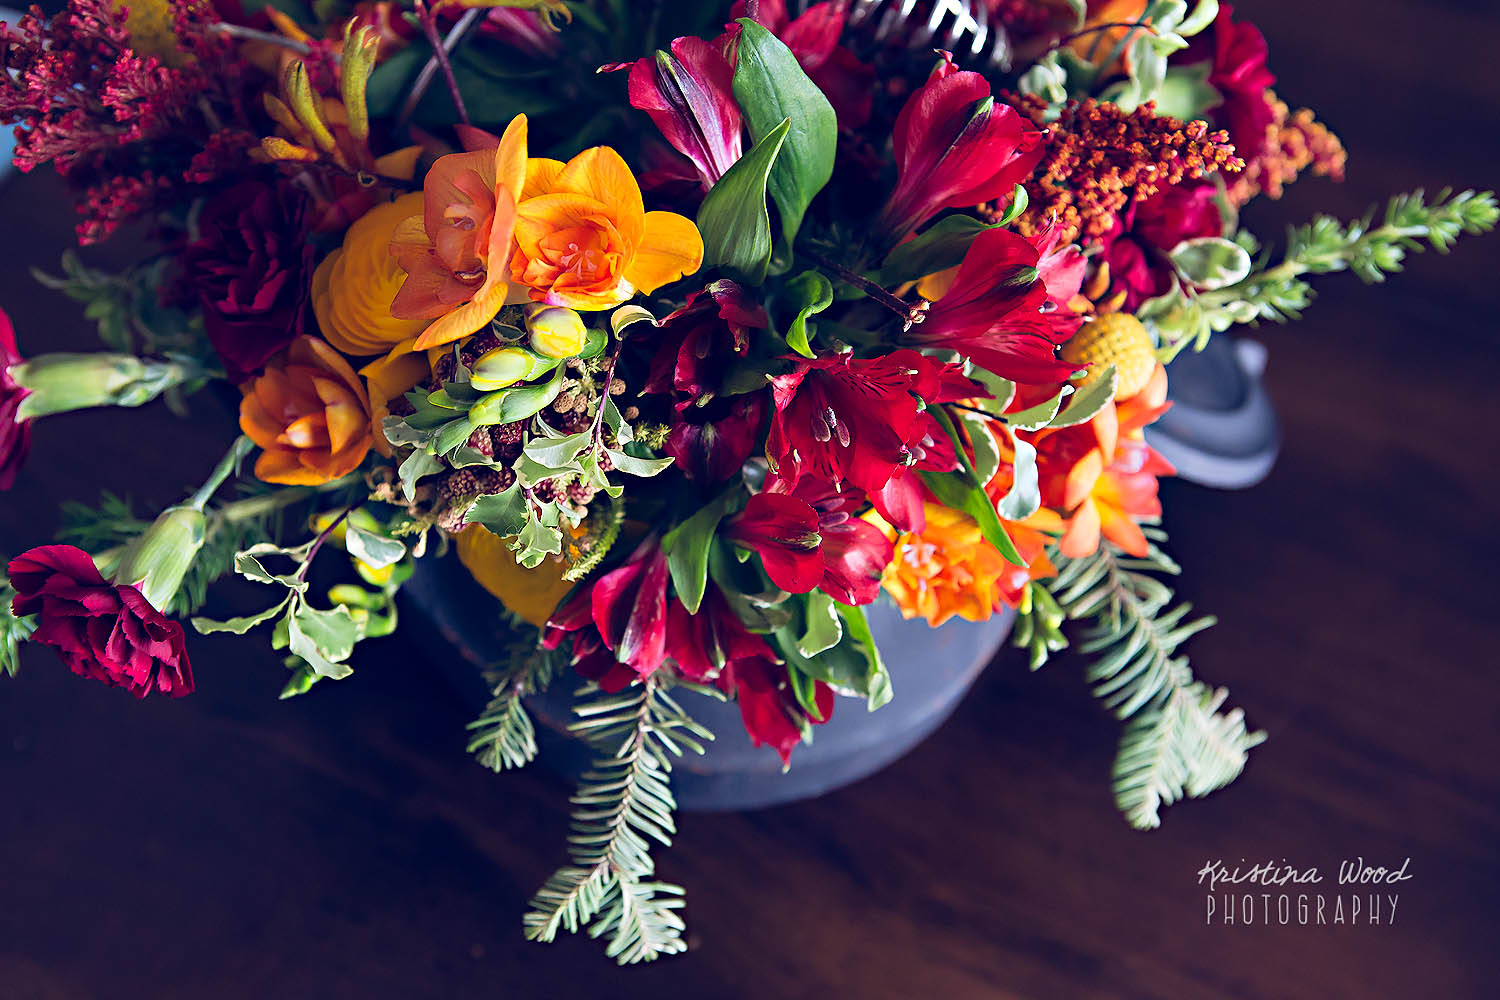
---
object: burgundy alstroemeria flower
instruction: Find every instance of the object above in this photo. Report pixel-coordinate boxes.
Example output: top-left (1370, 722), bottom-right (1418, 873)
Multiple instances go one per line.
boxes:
top-left (644, 279), bottom-right (765, 404)
top-left (729, 655), bottom-right (833, 766)
top-left (8, 545), bottom-right (193, 698)
top-left (914, 227), bottom-right (1079, 385)
top-left (616, 36), bottom-right (744, 191)
top-left (1181, 2), bottom-right (1276, 163)
top-left (664, 583), bottom-right (833, 764)
top-left (545, 537), bottom-right (670, 684)
top-left (1099, 179), bottom-right (1225, 309)
top-left (181, 181), bottom-right (314, 382)
top-left (724, 491), bottom-right (824, 594)
top-left (664, 394), bottom-right (768, 485)
top-left (765, 349), bottom-right (980, 530)
top-left (875, 55), bottom-right (1044, 243)
top-left (0, 307), bottom-right (31, 490)
top-left (729, 0), bottom-right (876, 129)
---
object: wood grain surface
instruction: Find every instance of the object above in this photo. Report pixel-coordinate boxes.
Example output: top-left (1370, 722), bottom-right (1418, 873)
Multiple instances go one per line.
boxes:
top-left (1, 1), bottom-right (1498, 997)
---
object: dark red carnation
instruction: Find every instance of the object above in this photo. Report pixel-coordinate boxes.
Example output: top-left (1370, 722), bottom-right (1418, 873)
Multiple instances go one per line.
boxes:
top-left (1098, 179), bottom-right (1224, 309)
top-left (0, 307), bottom-right (32, 490)
top-left (876, 54), bottom-right (1044, 243)
top-left (182, 181), bottom-right (314, 381)
top-left (8, 544), bottom-right (193, 697)
top-left (1180, 2), bottom-right (1276, 163)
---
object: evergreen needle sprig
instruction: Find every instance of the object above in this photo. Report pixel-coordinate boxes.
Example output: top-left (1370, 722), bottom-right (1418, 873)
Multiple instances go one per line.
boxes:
top-left (1042, 528), bottom-right (1266, 829)
top-left (524, 676), bottom-right (714, 964)
top-left (466, 633), bottom-right (565, 772)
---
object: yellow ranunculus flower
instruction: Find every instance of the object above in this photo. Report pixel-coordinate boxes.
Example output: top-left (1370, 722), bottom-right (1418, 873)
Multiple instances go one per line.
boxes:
top-left (313, 192), bottom-right (431, 356)
top-left (455, 524), bottom-right (576, 627)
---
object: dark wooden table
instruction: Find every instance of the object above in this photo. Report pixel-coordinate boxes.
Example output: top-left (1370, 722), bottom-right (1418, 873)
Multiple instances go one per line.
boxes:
top-left (3, 2), bottom-right (1498, 997)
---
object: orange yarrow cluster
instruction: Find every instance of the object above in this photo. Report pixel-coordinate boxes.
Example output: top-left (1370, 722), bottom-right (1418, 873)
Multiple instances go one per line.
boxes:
top-left (1002, 95), bottom-right (1244, 244)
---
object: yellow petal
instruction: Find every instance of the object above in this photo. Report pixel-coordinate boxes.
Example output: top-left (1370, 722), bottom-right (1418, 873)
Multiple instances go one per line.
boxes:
top-left (493, 114), bottom-right (529, 206)
top-left (522, 157), bottom-right (566, 201)
top-left (411, 276), bottom-right (509, 351)
top-left (626, 211), bottom-right (704, 295)
top-left (553, 146), bottom-right (643, 246)
top-left (455, 524), bottom-right (576, 628)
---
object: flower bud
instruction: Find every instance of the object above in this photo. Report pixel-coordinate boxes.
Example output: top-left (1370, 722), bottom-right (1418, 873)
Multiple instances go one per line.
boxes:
top-left (469, 346), bottom-right (556, 390)
top-left (11, 352), bottom-right (201, 421)
top-left (113, 505), bottom-right (207, 612)
top-left (525, 304), bottom-right (589, 358)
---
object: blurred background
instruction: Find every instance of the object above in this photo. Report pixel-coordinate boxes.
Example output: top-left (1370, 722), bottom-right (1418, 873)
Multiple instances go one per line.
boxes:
top-left (2, 0), bottom-right (1498, 997)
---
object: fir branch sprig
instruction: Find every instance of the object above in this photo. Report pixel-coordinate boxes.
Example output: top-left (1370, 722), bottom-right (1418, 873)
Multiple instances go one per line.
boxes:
top-left (1042, 529), bottom-right (1265, 828)
top-left (466, 632), bottom-right (565, 772)
top-left (0, 568), bottom-right (37, 678)
top-left (524, 676), bottom-right (713, 964)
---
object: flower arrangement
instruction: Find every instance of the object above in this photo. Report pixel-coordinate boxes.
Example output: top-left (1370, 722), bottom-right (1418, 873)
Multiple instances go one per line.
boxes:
top-left (1, 0), bottom-right (1493, 964)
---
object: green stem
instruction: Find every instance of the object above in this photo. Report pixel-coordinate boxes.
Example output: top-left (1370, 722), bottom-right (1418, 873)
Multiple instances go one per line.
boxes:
top-left (188, 436), bottom-right (256, 511)
top-left (1197, 223), bottom-right (1423, 308)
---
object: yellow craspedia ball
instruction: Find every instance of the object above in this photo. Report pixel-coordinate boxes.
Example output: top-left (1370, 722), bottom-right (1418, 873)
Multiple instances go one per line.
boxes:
top-left (454, 524), bottom-right (576, 628)
top-left (1060, 312), bottom-right (1158, 401)
top-left (115, 0), bottom-right (184, 66)
top-left (312, 193), bottom-right (431, 356)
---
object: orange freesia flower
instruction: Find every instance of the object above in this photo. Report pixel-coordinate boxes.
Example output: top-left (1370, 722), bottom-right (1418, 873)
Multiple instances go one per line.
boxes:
top-left (509, 145), bottom-right (704, 310)
top-left (391, 116), bottom-right (530, 351)
top-left (1029, 363), bottom-right (1174, 558)
top-left (240, 336), bottom-right (375, 485)
top-left (312, 192), bottom-right (431, 356)
top-left (875, 503), bottom-right (1054, 627)
top-left (1060, 0), bottom-right (1149, 76)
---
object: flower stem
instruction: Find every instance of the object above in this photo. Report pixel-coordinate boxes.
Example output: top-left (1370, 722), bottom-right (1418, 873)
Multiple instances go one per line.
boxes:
top-left (801, 249), bottom-right (927, 331)
top-left (296, 507), bottom-right (353, 584)
top-left (210, 23), bottom-right (324, 59)
top-left (188, 436), bottom-right (256, 512)
top-left (400, 6), bottom-right (481, 127)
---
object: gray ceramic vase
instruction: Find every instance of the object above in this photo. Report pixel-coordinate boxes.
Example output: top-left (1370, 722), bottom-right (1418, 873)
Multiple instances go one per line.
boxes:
top-left (404, 553), bottom-right (1016, 811)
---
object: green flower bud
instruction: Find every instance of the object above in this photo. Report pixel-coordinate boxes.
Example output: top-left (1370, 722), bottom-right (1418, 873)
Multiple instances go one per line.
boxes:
top-left (11, 352), bottom-right (203, 420)
top-left (469, 346), bottom-right (556, 391)
top-left (525, 304), bottom-right (590, 359)
top-left (114, 505), bottom-right (207, 612)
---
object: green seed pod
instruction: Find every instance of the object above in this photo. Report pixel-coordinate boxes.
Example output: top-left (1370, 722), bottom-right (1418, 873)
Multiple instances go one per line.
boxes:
top-left (113, 505), bottom-right (207, 612)
top-left (469, 346), bottom-right (557, 391)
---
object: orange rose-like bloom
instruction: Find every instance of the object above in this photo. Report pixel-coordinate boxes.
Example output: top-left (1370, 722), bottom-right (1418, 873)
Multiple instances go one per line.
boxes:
top-left (876, 504), bottom-right (1054, 627)
top-left (313, 192), bottom-right (431, 356)
top-left (510, 147), bottom-right (703, 310)
top-left (240, 336), bottom-right (376, 485)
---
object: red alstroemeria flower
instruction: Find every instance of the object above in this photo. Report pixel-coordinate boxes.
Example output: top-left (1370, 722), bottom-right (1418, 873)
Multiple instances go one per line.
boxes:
top-left (785, 481), bottom-right (895, 605)
top-left (614, 36), bottom-right (744, 191)
top-left (765, 349), bottom-right (980, 529)
top-left (875, 54), bottom-right (1044, 243)
top-left (664, 583), bottom-right (772, 683)
top-left (729, 654), bottom-right (833, 766)
top-left (1180, 2), bottom-right (1276, 163)
top-left (729, 0), bottom-right (876, 129)
top-left (724, 491), bottom-right (824, 594)
top-left (914, 227), bottom-right (1079, 385)
top-left (545, 537), bottom-right (670, 682)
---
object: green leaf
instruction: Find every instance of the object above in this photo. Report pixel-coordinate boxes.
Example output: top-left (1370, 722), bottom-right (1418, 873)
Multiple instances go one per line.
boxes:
top-left (515, 501), bottom-right (564, 569)
top-left (1170, 237), bottom-right (1253, 290)
top-left (398, 449), bottom-right (444, 504)
top-left (524, 430), bottom-right (594, 468)
top-left (780, 270), bottom-right (833, 358)
top-left (190, 595), bottom-right (291, 636)
top-left (345, 525), bottom-right (406, 570)
top-left (696, 117), bottom-right (791, 285)
top-left (1154, 63), bottom-right (1222, 121)
top-left (1005, 386), bottom-right (1072, 431)
top-left (834, 602), bottom-right (893, 710)
top-left (468, 479), bottom-right (530, 538)
top-left (957, 408), bottom-right (1001, 485)
top-left (287, 601), bottom-right (356, 679)
top-left (875, 214), bottom-right (992, 285)
top-left (661, 492), bottom-right (735, 615)
top-left (920, 470), bottom-right (1024, 566)
top-left (731, 19), bottom-right (837, 245)
top-left (234, 545), bottom-right (308, 592)
top-left (1049, 365), bottom-right (1119, 429)
top-left (996, 434), bottom-right (1040, 521)
top-left (969, 368), bottom-right (1017, 416)
top-left (605, 448), bottom-right (675, 478)
top-left (785, 662), bottom-right (826, 721)
top-left (796, 590), bottom-right (843, 657)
